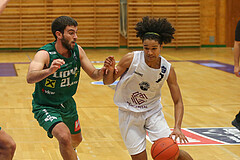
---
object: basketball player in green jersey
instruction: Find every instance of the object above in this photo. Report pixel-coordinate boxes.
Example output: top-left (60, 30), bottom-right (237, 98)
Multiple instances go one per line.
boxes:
top-left (0, 0), bottom-right (16, 160)
top-left (27, 16), bottom-right (108, 160)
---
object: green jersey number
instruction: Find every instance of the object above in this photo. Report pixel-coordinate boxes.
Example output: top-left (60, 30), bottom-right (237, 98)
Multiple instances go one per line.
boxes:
top-left (61, 77), bottom-right (71, 87)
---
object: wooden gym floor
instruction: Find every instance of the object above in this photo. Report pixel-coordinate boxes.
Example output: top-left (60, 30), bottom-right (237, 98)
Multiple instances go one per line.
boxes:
top-left (0, 47), bottom-right (239, 160)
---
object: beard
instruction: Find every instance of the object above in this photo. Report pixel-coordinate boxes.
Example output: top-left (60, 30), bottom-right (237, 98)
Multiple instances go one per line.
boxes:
top-left (61, 36), bottom-right (75, 51)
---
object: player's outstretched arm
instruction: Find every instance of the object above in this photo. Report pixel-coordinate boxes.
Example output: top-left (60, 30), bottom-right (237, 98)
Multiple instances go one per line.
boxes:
top-left (103, 52), bottom-right (133, 85)
top-left (78, 45), bottom-right (107, 81)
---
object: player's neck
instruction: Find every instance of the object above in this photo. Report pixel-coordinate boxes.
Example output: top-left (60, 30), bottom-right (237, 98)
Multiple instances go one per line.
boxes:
top-left (55, 41), bottom-right (71, 58)
top-left (145, 57), bottom-right (161, 69)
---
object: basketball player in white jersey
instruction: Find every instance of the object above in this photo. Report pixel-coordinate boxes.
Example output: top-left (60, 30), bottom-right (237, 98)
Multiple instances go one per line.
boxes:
top-left (103, 16), bottom-right (193, 160)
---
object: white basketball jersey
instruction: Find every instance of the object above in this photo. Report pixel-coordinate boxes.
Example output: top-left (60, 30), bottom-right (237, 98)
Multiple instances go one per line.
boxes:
top-left (114, 51), bottom-right (171, 112)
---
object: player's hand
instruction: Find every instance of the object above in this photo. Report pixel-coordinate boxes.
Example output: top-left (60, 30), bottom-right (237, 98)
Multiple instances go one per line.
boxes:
top-left (234, 66), bottom-right (240, 77)
top-left (49, 59), bottom-right (65, 74)
top-left (104, 56), bottom-right (115, 71)
top-left (104, 56), bottom-right (117, 74)
top-left (169, 127), bottom-right (188, 144)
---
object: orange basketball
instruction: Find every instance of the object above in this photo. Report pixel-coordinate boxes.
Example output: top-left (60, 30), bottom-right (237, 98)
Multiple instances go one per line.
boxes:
top-left (151, 137), bottom-right (179, 160)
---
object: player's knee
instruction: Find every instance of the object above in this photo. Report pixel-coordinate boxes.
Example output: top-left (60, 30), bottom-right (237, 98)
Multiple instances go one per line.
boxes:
top-left (10, 140), bottom-right (16, 155)
top-left (57, 132), bottom-right (72, 146)
top-left (4, 139), bottom-right (16, 156)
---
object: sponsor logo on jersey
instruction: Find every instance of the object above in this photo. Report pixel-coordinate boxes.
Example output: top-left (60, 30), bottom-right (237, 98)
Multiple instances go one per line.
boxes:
top-left (42, 88), bottom-right (55, 95)
top-left (53, 67), bottom-right (78, 78)
top-left (127, 91), bottom-right (148, 109)
top-left (127, 101), bottom-right (147, 109)
top-left (156, 66), bottom-right (167, 83)
top-left (131, 91), bottom-right (148, 105)
top-left (139, 81), bottom-right (150, 91)
top-left (45, 78), bottom-right (56, 88)
top-left (161, 66), bottom-right (167, 73)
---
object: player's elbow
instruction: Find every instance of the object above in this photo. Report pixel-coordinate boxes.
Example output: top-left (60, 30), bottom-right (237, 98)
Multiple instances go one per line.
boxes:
top-left (26, 76), bottom-right (35, 84)
top-left (26, 79), bottom-right (34, 84)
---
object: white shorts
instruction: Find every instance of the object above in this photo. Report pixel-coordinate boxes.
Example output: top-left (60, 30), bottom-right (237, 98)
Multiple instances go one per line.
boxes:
top-left (118, 108), bottom-right (171, 155)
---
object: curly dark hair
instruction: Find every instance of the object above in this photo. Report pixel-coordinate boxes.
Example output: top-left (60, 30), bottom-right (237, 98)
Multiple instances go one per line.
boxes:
top-left (51, 16), bottom-right (78, 40)
top-left (135, 16), bottom-right (175, 45)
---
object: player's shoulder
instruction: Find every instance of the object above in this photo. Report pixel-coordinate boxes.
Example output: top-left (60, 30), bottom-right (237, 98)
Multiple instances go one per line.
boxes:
top-left (76, 44), bottom-right (83, 50)
top-left (126, 51), bottom-right (135, 57)
top-left (76, 44), bottom-right (87, 59)
top-left (122, 52), bottom-right (134, 62)
top-left (117, 52), bottom-right (134, 69)
top-left (35, 49), bottom-right (49, 58)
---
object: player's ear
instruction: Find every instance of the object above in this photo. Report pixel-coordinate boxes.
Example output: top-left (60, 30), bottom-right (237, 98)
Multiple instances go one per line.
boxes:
top-left (55, 31), bottom-right (63, 40)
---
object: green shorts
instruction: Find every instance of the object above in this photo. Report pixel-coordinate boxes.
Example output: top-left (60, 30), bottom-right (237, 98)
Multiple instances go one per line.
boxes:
top-left (32, 97), bottom-right (81, 138)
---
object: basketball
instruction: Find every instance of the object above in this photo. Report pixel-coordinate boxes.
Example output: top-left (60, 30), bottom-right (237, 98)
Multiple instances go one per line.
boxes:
top-left (151, 137), bottom-right (179, 160)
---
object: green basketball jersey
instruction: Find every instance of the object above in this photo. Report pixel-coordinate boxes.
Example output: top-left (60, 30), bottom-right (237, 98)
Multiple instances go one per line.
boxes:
top-left (32, 42), bottom-right (81, 106)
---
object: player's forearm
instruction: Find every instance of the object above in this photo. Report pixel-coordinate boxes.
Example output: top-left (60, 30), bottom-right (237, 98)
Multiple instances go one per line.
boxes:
top-left (27, 69), bottom-right (52, 84)
top-left (174, 102), bottom-right (184, 129)
top-left (103, 70), bottom-right (115, 85)
top-left (89, 69), bottom-right (103, 81)
top-left (234, 41), bottom-right (240, 67)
